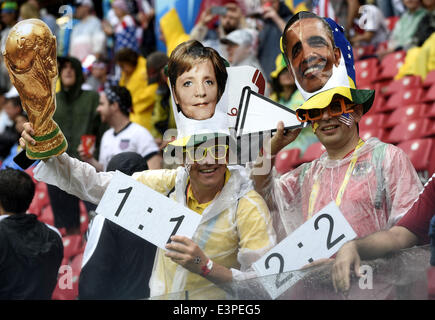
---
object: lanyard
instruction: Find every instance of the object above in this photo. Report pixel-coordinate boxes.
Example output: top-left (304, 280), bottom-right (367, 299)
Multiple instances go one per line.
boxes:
top-left (307, 139), bottom-right (365, 220)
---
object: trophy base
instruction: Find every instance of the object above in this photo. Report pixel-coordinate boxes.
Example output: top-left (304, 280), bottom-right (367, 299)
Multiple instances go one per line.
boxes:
top-left (26, 126), bottom-right (68, 160)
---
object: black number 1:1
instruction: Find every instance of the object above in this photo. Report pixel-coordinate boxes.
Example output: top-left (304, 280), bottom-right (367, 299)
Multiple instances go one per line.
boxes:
top-left (114, 187), bottom-right (132, 217)
top-left (167, 215), bottom-right (185, 243)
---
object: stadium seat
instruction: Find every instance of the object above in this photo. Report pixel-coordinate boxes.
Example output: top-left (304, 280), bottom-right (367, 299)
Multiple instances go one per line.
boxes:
top-left (79, 201), bottom-right (89, 235)
top-left (300, 142), bottom-right (326, 163)
top-left (377, 50), bottom-right (406, 81)
top-left (39, 205), bottom-right (54, 226)
top-left (369, 92), bottom-right (388, 114)
top-left (275, 148), bottom-right (302, 175)
top-left (422, 83), bottom-right (435, 102)
top-left (384, 103), bottom-right (428, 128)
top-left (353, 45), bottom-right (375, 61)
top-left (397, 138), bottom-right (435, 175)
top-left (386, 118), bottom-right (434, 144)
top-left (385, 16), bottom-right (400, 31)
top-left (360, 128), bottom-right (387, 142)
top-left (52, 253), bottom-right (83, 300)
top-left (62, 234), bottom-right (84, 260)
top-left (359, 113), bottom-right (387, 131)
top-left (423, 70), bottom-right (435, 88)
top-left (355, 58), bottom-right (379, 86)
top-left (385, 87), bottom-right (425, 110)
top-left (383, 75), bottom-right (423, 97)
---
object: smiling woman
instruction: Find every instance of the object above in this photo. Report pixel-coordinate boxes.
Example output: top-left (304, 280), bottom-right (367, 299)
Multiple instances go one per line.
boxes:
top-left (167, 40), bottom-right (228, 120)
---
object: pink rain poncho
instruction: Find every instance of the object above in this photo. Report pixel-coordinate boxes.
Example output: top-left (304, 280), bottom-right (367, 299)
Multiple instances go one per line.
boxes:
top-left (253, 137), bottom-right (423, 242)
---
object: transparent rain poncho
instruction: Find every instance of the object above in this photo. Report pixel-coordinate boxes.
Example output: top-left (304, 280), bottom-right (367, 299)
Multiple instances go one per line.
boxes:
top-left (251, 137), bottom-right (423, 242)
top-left (33, 153), bottom-right (276, 299)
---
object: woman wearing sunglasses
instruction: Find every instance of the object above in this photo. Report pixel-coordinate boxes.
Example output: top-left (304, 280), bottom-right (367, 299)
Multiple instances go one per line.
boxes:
top-left (20, 123), bottom-right (276, 299)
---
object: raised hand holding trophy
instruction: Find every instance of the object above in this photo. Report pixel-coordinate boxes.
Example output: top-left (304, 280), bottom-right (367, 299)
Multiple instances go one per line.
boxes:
top-left (3, 19), bottom-right (67, 159)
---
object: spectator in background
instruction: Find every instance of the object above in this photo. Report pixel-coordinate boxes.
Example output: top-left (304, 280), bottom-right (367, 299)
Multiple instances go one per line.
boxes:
top-left (220, 28), bottom-right (263, 71)
top-left (78, 85), bottom-right (162, 171)
top-left (115, 48), bottom-right (158, 133)
top-left (411, 0), bottom-right (435, 47)
top-left (351, 2), bottom-right (389, 48)
top-left (0, 1), bottom-right (18, 90)
top-left (79, 151), bottom-right (157, 300)
top-left (0, 112), bottom-right (30, 170)
top-left (69, 0), bottom-right (106, 62)
top-left (189, 0), bottom-right (247, 56)
top-left (377, 0), bottom-right (406, 17)
top-left (18, 1), bottom-right (39, 21)
top-left (0, 87), bottom-right (22, 161)
top-left (26, 0), bottom-right (58, 36)
top-left (48, 56), bottom-right (106, 236)
top-left (394, 0), bottom-right (435, 79)
top-left (269, 54), bottom-right (318, 156)
top-left (308, 0), bottom-right (361, 38)
top-left (377, 0), bottom-right (427, 58)
top-left (0, 168), bottom-right (63, 299)
top-left (0, 87), bottom-right (12, 135)
top-left (102, 0), bottom-right (140, 54)
top-left (257, 0), bottom-right (293, 83)
top-left (147, 51), bottom-right (177, 147)
top-left (136, 0), bottom-right (157, 57)
top-left (85, 59), bottom-right (109, 92)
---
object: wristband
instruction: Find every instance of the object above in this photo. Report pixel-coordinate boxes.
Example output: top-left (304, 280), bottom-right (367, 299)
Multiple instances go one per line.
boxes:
top-left (201, 259), bottom-right (213, 277)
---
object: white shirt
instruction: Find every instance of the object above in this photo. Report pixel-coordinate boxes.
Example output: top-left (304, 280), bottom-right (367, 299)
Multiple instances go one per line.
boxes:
top-left (98, 122), bottom-right (159, 171)
top-left (358, 4), bottom-right (389, 47)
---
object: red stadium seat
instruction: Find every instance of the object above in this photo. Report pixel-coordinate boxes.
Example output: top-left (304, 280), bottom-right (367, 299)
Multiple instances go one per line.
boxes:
top-left (385, 87), bottom-right (425, 110)
top-left (274, 148), bottom-right (302, 175)
top-left (387, 118), bottom-right (434, 144)
top-left (355, 58), bottom-right (379, 86)
top-left (79, 201), bottom-right (89, 235)
top-left (359, 113), bottom-right (388, 131)
top-left (377, 51), bottom-right (406, 81)
top-left (397, 138), bottom-right (435, 175)
top-left (422, 84), bottom-right (435, 102)
top-left (300, 142), bottom-right (326, 163)
top-left (369, 92), bottom-right (388, 114)
top-left (360, 128), bottom-right (387, 142)
top-left (353, 45), bottom-right (375, 61)
top-left (39, 205), bottom-right (54, 226)
top-left (62, 234), bottom-right (84, 260)
top-left (385, 16), bottom-right (399, 31)
top-left (422, 70), bottom-right (435, 88)
top-left (52, 253), bottom-right (83, 300)
top-left (384, 103), bottom-right (428, 128)
top-left (383, 75), bottom-right (423, 97)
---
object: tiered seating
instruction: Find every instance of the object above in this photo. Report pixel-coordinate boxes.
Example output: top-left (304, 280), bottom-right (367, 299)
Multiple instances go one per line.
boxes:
top-left (275, 148), bottom-right (302, 175)
top-left (377, 50), bottom-right (406, 81)
top-left (355, 58), bottom-right (379, 86)
top-left (300, 142), bottom-right (326, 163)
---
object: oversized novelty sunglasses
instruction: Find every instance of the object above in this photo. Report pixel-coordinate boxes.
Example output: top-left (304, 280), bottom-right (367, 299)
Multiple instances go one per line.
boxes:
top-left (184, 145), bottom-right (229, 162)
top-left (296, 98), bottom-right (356, 122)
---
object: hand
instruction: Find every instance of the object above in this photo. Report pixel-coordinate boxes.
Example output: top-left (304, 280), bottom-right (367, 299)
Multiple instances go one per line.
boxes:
top-left (19, 122), bottom-right (36, 149)
top-left (262, 5), bottom-right (278, 20)
top-left (77, 143), bottom-right (93, 162)
top-left (301, 258), bottom-right (334, 270)
top-left (331, 241), bottom-right (361, 293)
top-left (198, 8), bottom-right (215, 26)
top-left (165, 235), bottom-right (208, 275)
top-left (268, 121), bottom-right (301, 156)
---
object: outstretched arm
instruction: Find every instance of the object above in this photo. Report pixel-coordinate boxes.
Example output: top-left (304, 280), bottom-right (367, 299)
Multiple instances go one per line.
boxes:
top-left (332, 226), bottom-right (418, 292)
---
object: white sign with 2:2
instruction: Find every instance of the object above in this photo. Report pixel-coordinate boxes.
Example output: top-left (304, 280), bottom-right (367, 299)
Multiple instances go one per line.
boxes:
top-left (253, 201), bottom-right (357, 299)
top-left (95, 171), bottom-right (203, 250)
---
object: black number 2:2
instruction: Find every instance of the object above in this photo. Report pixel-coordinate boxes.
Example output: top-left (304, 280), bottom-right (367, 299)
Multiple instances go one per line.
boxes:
top-left (314, 213), bottom-right (345, 249)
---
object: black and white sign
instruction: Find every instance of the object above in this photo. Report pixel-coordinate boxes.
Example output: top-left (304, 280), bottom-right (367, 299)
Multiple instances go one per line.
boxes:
top-left (253, 201), bottom-right (357, 299)
top-left (95, 171), bottom-right (203, 250)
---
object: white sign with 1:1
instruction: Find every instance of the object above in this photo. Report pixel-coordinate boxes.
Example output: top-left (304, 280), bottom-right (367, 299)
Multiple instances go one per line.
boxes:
top-left (95, 171), bottom-right (203, 250)
top-left (253, 201), bottom-right (357, 299)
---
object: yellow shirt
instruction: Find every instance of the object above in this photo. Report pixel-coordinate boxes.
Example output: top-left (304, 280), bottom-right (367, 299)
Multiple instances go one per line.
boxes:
top-left (133, 167), bottom-right (275, 299)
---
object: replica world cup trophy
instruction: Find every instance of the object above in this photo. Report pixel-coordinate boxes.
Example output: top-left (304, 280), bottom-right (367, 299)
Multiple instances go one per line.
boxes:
top-left (3, 19), bottom-right (67, 159)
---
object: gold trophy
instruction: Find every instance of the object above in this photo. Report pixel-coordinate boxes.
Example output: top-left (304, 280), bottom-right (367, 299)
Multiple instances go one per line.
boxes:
top-left (3, 19), bottom-right (67, 159)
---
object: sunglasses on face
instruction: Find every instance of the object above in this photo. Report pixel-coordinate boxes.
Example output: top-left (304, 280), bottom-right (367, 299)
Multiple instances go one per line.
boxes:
top-left (184, 145), bottom-right (229, 162)
top-left (296, 98), bottom-right (356, 122)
